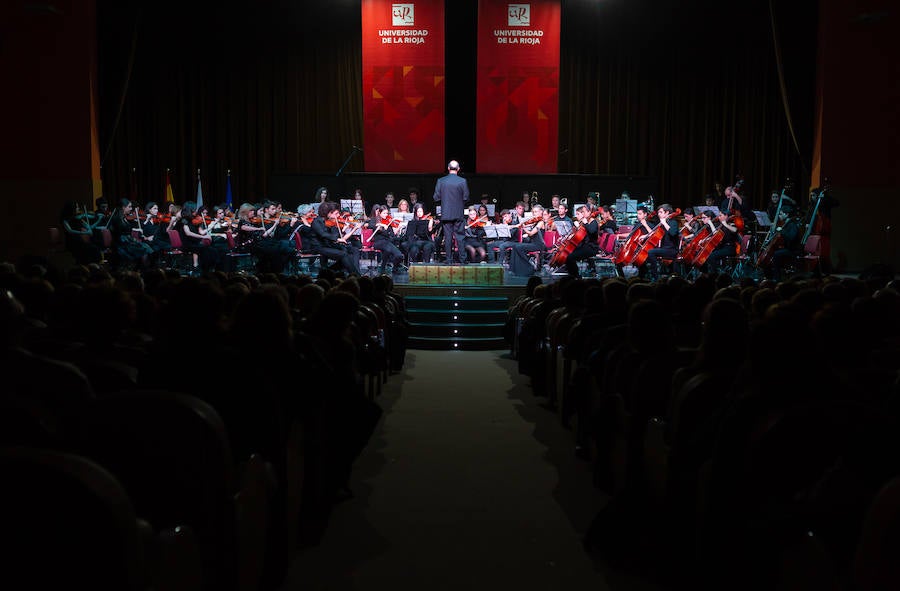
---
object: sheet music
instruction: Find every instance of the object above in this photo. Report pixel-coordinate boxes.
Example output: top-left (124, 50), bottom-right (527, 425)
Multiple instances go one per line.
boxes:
top-left (484, 225), bottom-right (499, 239)
top-left (340, 199), bottom-right (366, 215)
top-left (752, 210), bottom-right (772, 227)
top-left (492, 224), bottom-right (512, 238)
top-left (553, 220), bottom-right (574, 236)
top-left (696, 205), bottom-right (721, 217)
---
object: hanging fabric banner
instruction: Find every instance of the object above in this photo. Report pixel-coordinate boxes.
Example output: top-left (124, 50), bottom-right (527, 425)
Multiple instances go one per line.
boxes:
top-left (362, 0), bottom-right (445, 172)
top-left (476, 1), bottom-right (560, 173)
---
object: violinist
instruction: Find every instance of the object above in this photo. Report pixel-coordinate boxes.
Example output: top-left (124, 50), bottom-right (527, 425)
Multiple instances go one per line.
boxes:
top-left (642, 204), bottom-right (680, 280)
top-left (306, 201), bottom-right (361, 275)
top-left (597, 205), bottom-right (618, 234)
top-left (60, 201), bottom-right (103, 265)
top-left (463, 207), bottom-right (489, 263)
top-left (109, 198), bottom-right (153, 269)
top-left (176, 201), bottom-right (221, 273)
top-left (564, 205), bottom-right (600, 277)
top-left (490, 209), bottom-right (517, 265)
top-left (366, 204), bottom-right (406, 274)
top-left (554, 203), bottom-right (572, 224)
top-left (253, 200), bottom-right (299, 274)
top-left (697, 210), bottom-right (739, 275)
top-left (406, 203), bottom-right (437, 263)
top-left (140, 201), bottom-right (172, 260)
top-left (510, 201), bottom-right (527, 226)
top-left (508, 204), bottom-right (546, 276)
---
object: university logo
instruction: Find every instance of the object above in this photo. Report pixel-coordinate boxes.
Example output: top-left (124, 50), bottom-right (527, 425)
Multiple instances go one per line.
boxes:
top-left (392, 3), bottom-right (415, 26)
top-left (508, 4), bottom-right (530, 27)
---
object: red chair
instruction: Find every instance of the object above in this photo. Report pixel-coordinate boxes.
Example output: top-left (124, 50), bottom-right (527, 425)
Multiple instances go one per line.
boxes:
top-left (161, 229), bottom-right (192, 270)
top-left (223, 231), bottom-right (255, 273)
top-left (360, 227), bottom-right (381, 273)
top-left (799, 234), bottom-right (822, 272)
top-left (293, 233), bottom-right (319, 275)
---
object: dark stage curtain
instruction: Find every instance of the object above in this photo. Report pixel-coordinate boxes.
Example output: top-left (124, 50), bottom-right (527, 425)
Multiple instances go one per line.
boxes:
top-left (557, 0), bottom-right (817, 208)
top-left (98, 1), bottom-right (365, 206)
top-left (98, 0), bottom-right (816, 211)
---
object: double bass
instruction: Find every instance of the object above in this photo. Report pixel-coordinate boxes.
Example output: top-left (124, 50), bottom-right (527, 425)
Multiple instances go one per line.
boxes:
top-left (756, 178), bottom-right (793, 268)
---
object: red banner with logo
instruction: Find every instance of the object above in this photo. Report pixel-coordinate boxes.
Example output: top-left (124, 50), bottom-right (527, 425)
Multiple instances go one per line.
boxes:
top-left (476, 1), bottom-right (560, 173)
top-left (362, 0), bottom-right (445, 172)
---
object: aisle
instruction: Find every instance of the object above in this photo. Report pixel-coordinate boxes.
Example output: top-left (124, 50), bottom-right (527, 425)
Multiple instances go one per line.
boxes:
top-left (282, 350), bottom-right (613, 590)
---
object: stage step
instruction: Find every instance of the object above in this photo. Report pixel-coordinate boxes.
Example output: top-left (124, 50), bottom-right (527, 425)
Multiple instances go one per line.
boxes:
top-left (408, 336), bottom-right (508, 351)
top-left (398, 285), bottom-right (521, 350)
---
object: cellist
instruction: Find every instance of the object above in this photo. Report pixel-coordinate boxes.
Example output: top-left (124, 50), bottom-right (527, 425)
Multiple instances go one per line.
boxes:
top-left (765, 205), bottom-right (801, 282)
top-left (642, 204), bottom-right (681, 280)
top-left (556, 205), bottom-right (596, 277)
top-left (698, 210), bottom-right (739, 274)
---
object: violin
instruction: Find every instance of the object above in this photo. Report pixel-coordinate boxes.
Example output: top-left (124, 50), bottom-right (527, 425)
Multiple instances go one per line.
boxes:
top-left (192, 215), bottom-right (214, 226)
top-left (466, 215), bottom-right (489, 228)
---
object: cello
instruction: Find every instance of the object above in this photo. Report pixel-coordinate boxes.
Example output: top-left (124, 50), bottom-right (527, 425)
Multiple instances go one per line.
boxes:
top-left (548, 208), bottom-right (601, 269)
top-left (613, 208), bottom-right (656, 265)
top-left (679, 224), bottom-right (711, 265)
top-left (630, 208), bottom-right (681, 267)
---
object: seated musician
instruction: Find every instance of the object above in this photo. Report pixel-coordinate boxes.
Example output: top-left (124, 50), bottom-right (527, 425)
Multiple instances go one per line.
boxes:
top-left (248, 200), bottom-right (296, 274)
top-left (463, 207), bottom-right (489, 263)
top-left (139, 201), bottom-right (172, 261)
top-left (366, 204), bottom-right (405, 274)
top-left (555, 203), bottom-right (572, 224)
top-left (176, 201), bottom-right (222, 273)
top-left (109, 198), bottom-right (153, 269)
top-left (767, 205), bottom-right (801, 282)
top-left (642, 203), bottom-right (680, 280)
top-left (564, 205), bottom-right (600, 277)
top-left (680, 207), bottom-right (702, 242)
top-left (699, 210), bottom-right (739, 274)
top-left (508, 204), bottom-right (546, 276)
top-left (490, 209), bottom-right (517, 265)
top-left (204, 205), bottom-right (233, 264)
top-left (60, 201), bottom-right (102, 265)
top-left (306, 201), bottom-right (361, 275)
top-left (597, 206), bottom-right (618, 234)
top-left (406, 204), bottom-right (437, 263)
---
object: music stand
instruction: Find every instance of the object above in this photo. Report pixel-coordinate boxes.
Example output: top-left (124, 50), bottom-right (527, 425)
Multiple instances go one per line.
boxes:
top-left (340, 199), bottom-right (366, 215)
top-left (553, 220), bottom-right (574, 236)
top-left (493, 224), bottom-right (512, 239)
top-left (484, 225), bottom-right (499, 239)
top-left (752, 211), bottom-right (772, 227)
top-left (696, 206), bottom-right (721, 217)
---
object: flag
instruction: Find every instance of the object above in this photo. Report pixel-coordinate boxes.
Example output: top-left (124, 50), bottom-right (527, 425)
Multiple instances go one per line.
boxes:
top-left (225, 169), bottom-right (233, 209)
top-left (165, 169), bottom-right (175, 203)
top-left (196, 169), bottom-right (203, 209)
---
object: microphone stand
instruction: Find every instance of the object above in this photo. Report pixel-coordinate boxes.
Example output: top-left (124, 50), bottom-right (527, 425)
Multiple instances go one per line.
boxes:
top-left (336, 146), bottom-right (362, 177)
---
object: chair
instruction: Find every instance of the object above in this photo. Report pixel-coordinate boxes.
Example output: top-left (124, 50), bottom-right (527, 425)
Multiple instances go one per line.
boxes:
top-left (854, 477), bottom-right (900, 591)
top-left (48, 226), bottom-right (65, 254)
top-left (162, 229), bottom-right (192, 271)
top-left (293, 233), bottom-right (319, 275)
top-left (722, 233), bottom-right (753, 279)
top-left (71, 390), bottom-right (269, 591)
top-left (799, 234), bottom-right (822, 272)
top-left (360, 227), bottom-right (382, 273)
top-left (223, 231), bottom-right (256, 273)
top-left (0, 447), bottom-right (147, 591)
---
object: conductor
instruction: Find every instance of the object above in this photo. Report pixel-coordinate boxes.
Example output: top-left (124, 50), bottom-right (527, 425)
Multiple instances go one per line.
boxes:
top-left (433, 159), bottom-right (470, 264)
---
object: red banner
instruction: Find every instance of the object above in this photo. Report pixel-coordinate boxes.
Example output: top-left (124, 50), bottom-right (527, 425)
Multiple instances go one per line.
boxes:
top-left (362, 0), bottom-right (445, 172)
top-left (476, 1), bottom-right (560, 173)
